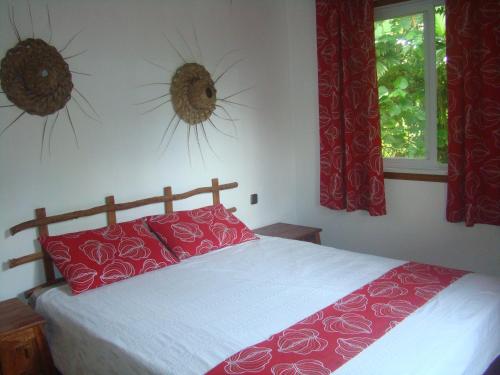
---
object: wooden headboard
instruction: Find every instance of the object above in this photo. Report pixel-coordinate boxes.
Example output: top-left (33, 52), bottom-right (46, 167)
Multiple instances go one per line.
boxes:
top-left (8, 178), bottom-right (238, 289)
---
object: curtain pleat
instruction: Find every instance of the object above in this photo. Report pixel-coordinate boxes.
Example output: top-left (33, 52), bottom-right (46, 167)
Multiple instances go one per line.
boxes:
top-left (317, 0), bottom-right (386, 216)
top-left (446, 0), bottom-right (500, 226)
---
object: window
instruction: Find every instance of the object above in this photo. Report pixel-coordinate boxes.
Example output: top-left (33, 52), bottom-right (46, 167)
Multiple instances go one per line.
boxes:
top-left (375, 0), bottom-right (447, 174)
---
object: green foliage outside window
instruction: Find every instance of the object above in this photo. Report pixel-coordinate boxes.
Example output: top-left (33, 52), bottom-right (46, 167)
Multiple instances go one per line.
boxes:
top-left (375, 6), bottom-right (447, 163)
top-left (435, 6), bottom-right (447, 164)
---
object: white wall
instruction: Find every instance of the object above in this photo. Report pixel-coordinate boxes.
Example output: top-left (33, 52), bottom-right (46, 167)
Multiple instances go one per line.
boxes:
top-left (0, 0), bottom-right (298, 300)
top-left (1, 0), bottom-right (498, 300)
top-left (286, 0), bottom-right (500, 276)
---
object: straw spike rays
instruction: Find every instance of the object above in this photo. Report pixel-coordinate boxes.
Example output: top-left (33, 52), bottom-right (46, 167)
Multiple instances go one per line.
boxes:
top-left (0, 2), bottom-right (98, 160)
top-left (138, 28), bottom-right (252, 162)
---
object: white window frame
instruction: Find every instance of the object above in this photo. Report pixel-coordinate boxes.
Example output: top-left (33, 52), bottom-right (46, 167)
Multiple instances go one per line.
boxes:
top-left (375, 0), bottom-right (446, 175)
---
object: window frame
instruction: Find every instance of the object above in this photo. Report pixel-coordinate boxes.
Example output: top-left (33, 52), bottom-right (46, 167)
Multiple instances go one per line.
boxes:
top-left (375, 0), bottom-right (447, 176)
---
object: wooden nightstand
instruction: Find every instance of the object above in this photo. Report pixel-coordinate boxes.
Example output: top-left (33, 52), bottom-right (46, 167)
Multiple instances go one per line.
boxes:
top-left (0, 299), bottom-right (55, 375)
top-left (254, 223), bottom-right (322, 245)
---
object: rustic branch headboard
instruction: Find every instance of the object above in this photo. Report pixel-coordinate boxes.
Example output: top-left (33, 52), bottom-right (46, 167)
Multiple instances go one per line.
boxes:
top-left (9, 178), bottom-right (238, 288)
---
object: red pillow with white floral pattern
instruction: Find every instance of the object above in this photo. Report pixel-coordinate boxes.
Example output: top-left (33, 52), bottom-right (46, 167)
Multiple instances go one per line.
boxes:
top-left (146, 204), bottom-right (258, 260)
top-left (39, 219), bottom-right (178, 295)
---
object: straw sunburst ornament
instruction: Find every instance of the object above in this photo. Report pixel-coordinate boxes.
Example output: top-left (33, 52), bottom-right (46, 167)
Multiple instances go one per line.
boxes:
top-left (0, 1), bottom-right (98, 159)
top-left (171, 63), bottom-right (216, 125)
top-left (138, 29), bottom-right (252, 162)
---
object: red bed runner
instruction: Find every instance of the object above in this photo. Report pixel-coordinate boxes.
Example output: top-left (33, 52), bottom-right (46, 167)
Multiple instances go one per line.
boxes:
top-left (207, 262), bottom-right (469, 374)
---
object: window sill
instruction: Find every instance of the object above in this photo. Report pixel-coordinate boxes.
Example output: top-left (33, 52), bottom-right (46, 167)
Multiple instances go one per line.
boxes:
top-left (383, 171), bottom-right (447, 183)
top-left (374, 0), bottom-right (411, 8)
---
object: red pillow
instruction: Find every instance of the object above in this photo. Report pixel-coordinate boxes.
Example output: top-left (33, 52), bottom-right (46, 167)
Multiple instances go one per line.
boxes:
top-left (39, 219), bottom-right (178, 294)
top-left (146, 204), bottom-right (258, 260)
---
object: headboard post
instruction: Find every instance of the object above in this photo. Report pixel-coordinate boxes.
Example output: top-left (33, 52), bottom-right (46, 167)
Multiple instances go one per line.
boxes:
top-left (211, 178), bottom-right (220, 205)
top-left (164, 187), bottom-right (173, 213)
top-left (105, 196), bottom-right (117, 225)
top-left (35, 208), bottom-right (56, 283)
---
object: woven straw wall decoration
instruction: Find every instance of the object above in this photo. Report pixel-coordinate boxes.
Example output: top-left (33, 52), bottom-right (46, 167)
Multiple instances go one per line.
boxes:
top-left (1, 38), bottom-right (73, 116)
top-left (138, 30), bottom-right (251, 161)
top-left (0, 2), bottom-right (99, 160)
top-left (171, 63), bottom-right (216, 125)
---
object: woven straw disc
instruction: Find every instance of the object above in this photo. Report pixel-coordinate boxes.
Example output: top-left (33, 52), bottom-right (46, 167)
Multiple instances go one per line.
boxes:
top-left (170, 63), bottom-right (216, 125)
top-left (0, 38), bottom-right (73, 116)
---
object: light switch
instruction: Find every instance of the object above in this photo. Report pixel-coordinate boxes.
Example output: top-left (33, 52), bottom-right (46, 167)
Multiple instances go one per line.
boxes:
top-left (250, 194), bottom-right (258, 205)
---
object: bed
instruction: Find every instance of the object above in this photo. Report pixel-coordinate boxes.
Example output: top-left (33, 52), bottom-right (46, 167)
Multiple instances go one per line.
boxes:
top-left (8, 179), bottom-right (500, 375)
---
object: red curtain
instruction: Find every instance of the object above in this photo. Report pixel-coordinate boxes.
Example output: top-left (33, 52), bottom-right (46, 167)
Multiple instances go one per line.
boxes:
top-left (316, 0), bottom-right (386, 216)
top-left (446, 0), bottom-right (500, 226)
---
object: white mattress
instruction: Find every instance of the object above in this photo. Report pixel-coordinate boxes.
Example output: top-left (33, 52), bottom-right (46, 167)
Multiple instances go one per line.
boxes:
top-left (36, 236), bottom-right (500, 375)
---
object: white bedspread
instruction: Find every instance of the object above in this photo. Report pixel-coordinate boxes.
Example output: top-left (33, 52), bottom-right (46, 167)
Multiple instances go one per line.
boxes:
top-left (36, 236), bottom-right (500, 375)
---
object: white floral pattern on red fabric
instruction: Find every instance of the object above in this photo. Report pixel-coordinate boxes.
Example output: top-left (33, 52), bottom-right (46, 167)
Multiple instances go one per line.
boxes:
top-left (379, 269), bottom-right (396, 280)
top-left (133, 223), bottom-right (156, 238)
top-left (277, 329), bottom-right (328, 355)
top-left (224, 346), bottom-right (272, 374)
top-left (271, 359), bottom-right (330, 375)
top-left (79, 240), bottom-right (116, 265)
top-left (317, 0), bottom-right (386, 216)
top-left (118, 237), bottom-right (151, 260)
top-left (432, 266), bottom-right (457, 276)
top-left (446, 0), bottom-right (500, 226)
top-left (367, 281), bottom-right (408, 298)
top-left (323, 313), bottom-right (372, 335)
top-left (148, 213), bottom-right (179, 224)
top-left (196, 239), bottom-right (216, 255)
top-left (335, 337), bottom-right (376, 360)
top-left (94, 224), bottom-right (123, 240)
top-left (214, 204), bottom-right (240, 224)
top-left (65, 263), bottom-right (97, 294)
top-left (146, 204), bottom-right (258, 260)
top-left (415, 284), bottom-right (445, 301)
top-left (298, 311), bottom-right (324, 325)
top-left (241, 228), bottom-right (258, 242)
top-left (39, 218), bottom-right (178, 295)
top-left (371, 300), bottom-right (418, 319)
top-left (206, 262), bottom-right (469, 374)
top-left (385, 320), bottom-right (399, 333)
top-left (170, 246), bottom-right (189, 260)
top-left (403, 263), bottom-right (430, 273)
top-left (211, 223), bottom-right (237, 247)
top-left (397, 272), bottom-right (439, 285)
top-left (172, 222), bottom-right (204, 242)
top-left (188, 208), bottom-right (214, 224)
top-left (141, 259), bottom-right (167, 273)
top-left (332, 294), bottom-right (367, 312)
top-left (60, 232), bottom-right (82, 239)
top-left (45, 241), bottom-right (71, 267)
top-left (100, 259), bottom-right (135, 284)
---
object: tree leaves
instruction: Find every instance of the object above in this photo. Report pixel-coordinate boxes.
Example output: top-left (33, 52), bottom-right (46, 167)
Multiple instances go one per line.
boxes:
top-left (394, 77), bottom-right (408, 90)
top-left (375, 7), bottom-right (448, 162)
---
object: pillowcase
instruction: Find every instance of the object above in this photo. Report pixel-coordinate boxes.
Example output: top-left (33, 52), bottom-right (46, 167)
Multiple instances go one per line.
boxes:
top-left (146, 204), bottom-right (258, 260)
top-left (39, 218), bottom-right (178, 295)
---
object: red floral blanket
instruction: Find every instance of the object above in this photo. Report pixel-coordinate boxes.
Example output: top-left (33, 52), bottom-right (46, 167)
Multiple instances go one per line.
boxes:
top-left (206, 262), bottom-right (469, 374)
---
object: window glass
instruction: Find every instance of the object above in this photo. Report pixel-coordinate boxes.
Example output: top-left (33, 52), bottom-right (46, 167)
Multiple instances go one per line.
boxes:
top-left (375, 13), bottom-right (426, 160)
top-left (435, 5), bottom-right (447, 164)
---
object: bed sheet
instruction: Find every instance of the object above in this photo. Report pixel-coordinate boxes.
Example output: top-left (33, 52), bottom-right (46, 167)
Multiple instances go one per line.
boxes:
top-left (36, 236), bottom-right (500, 375)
